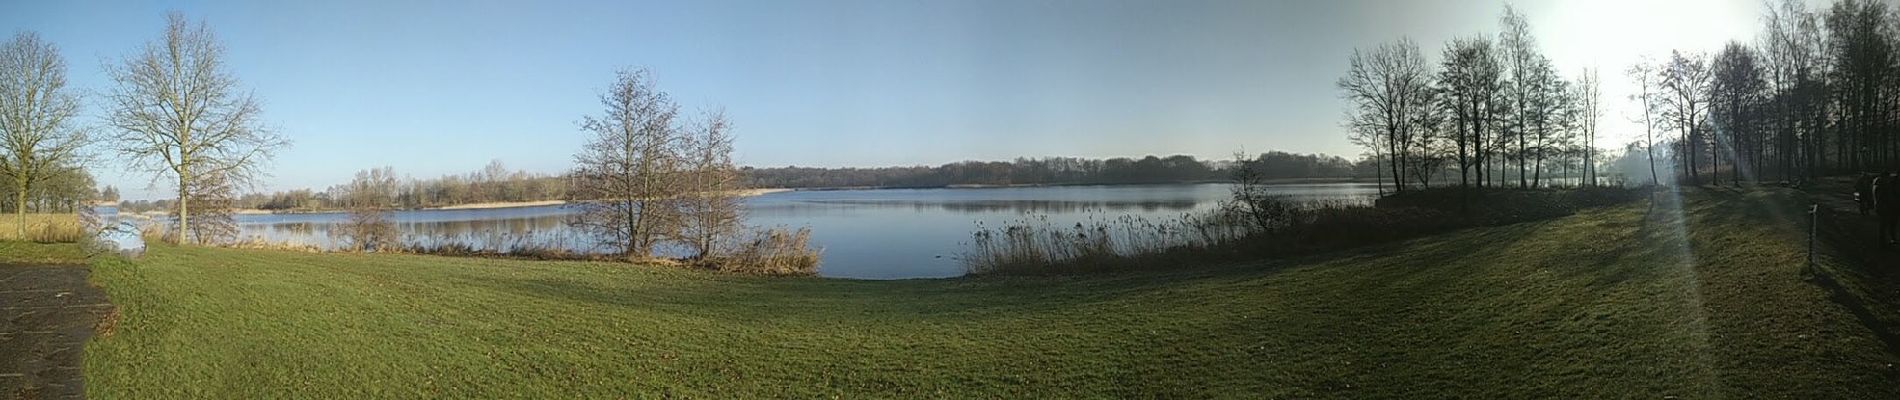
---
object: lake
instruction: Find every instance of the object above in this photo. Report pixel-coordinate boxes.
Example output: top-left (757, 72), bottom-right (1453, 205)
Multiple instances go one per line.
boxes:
top-left (222, 183), bottom-right (1381, 279)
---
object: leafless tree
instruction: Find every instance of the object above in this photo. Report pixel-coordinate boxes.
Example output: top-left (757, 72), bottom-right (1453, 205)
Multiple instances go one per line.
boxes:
top-left (1659, 50), bottom-right (1712, 185)
top-left (1500, 4), bottom-right (1540, 188)
top-left (1627, 58), bottom-right (1664, 185)
top-left (569, 68), bottom-right (685, 259)
top-left (1438, 36), bottom-right (1505, 189)
top-left (677, 109), bottom-right (742, 258)
top-left (103, 12), bottom-right (288, 244)
top-left (340, 166), bottom-right (399, 251)
top-left (1338, 37), bottom-right (1432, 193)
top-left (1576, 68), bottom-right (1602, 186)
top-left (0, 32), bottom-right (88, 238)
top-left (1522, 56), bottom-right (1565, 187)
top-left (172, 168), bottom-right (237, 244)
top-left (1711, 41), bottom-right (1767, 183)
top-left (1761, 0), bottom-right (1824, 178)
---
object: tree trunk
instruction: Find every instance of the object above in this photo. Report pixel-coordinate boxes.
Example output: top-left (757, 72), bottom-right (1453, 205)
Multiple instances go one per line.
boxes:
top-left (177, 172), bottom-right (191, 244)
top-left (13, 178), bottom-right (25, 239)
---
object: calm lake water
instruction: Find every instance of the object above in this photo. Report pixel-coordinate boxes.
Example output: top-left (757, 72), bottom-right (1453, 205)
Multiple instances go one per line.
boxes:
top-left (220, 183), bottom-right (1380, 279)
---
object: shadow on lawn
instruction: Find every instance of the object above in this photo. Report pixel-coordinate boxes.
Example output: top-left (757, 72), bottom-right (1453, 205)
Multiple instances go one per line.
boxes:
top-left (1800, 181), bottom-right (1900, 364)
top-left (445, 219), bottom-right (1545, 325)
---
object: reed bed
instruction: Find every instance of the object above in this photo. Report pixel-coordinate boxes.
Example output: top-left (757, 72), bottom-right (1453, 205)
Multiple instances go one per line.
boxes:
top-left (0, 213), bottom-right (86, 243)
top-left (963, 187), bottom-right (1645, 275)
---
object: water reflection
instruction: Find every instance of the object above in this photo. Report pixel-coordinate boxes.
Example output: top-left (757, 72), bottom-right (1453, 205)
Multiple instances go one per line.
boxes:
top-left (218, 183), bottom-right (1379, 279)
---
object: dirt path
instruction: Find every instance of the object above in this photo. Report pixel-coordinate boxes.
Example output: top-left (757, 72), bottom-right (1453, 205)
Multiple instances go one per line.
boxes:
top-left (0, 264), bottom-right (111, 400)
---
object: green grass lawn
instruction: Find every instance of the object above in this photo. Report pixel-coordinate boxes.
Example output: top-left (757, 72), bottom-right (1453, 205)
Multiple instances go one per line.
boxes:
top-left (0, 240), bottom-right (89, 265)
top-left (56, 187), bottom-right (1900, 398)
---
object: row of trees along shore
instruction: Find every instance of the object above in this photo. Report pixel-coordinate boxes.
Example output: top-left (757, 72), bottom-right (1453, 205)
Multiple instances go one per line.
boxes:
top-left (743, 152), bottom-right (1375, 189)
top-left (1343, 0), bottom-right (1900, 194)
top-left (108, 151), bottom-right (1379, 215)
top-left (0, 12), bottom-right (795, 267)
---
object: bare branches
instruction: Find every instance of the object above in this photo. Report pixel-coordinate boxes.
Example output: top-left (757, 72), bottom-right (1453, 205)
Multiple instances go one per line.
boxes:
top-left (103, 12), bottom-right (288, 243)
top-left (677, 109), bottom-right (743, 258)
top-left (1338, 38), bottom-right (1432, 193)
top-left (569, 68), bottom-right (687, 259)
top-left (0, 31), bottom-right (89, 237)
top-left (339, 167), bottom-right (400, 251)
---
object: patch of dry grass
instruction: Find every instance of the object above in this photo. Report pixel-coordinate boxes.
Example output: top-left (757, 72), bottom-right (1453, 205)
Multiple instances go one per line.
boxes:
top-left (0, 213), bottom-right (85, 243)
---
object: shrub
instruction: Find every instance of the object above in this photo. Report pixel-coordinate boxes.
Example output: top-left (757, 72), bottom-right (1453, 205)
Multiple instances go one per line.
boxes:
top-left (339, 207), bottom-right (399, 252)
top-left (704, 227), bottom-right (820, 276)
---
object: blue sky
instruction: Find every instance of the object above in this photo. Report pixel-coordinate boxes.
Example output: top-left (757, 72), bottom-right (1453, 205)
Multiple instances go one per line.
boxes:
top-left (2, 0), bottom-right (1770, 200)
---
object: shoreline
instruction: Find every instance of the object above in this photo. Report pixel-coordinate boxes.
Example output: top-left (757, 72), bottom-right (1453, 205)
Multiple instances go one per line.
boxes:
top-left (214, 188), bottom-right (802, 214)
top-left (786, 177), bottom-right (1375, 191)
top-left (125, 181), bottom-right (1385, 215)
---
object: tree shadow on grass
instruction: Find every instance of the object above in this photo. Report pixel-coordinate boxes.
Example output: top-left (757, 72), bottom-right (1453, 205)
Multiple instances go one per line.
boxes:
top-left (1797, 181), bottom-right (1900, 365)
top-left (443, 219), bottom-right (1549, 326)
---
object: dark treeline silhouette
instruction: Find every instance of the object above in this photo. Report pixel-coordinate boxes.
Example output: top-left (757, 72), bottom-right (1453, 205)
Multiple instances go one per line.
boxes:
top-left (1340, 5), bottom-right (1601, 193)
top-left (1342, 0), bottom-right (1900, 192)
top-left (1637, 0), bottom-right (1900, 183)
top-left (745, 152), bottom-right (1373, 189)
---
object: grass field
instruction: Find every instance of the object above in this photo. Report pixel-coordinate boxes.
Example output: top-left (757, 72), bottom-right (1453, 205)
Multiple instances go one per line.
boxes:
top-left (0, 240), bottom-right (89, 264)
top-left (8, 187), bottom-right (1897, 397)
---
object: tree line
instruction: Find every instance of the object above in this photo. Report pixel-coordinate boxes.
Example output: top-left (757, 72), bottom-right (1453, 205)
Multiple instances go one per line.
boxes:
top-left (207, 160), bottom-right (568, 212)
top-left (1630, 0), bottom-right (1900, 183)
top-left (208, 151), bottom-right (1374, 212)
top-left (1346, 0), bottom-right (1900, 193)
top-left (1339, 5), bottom-right (1602, 194)
top-left (744, 151), bottom-right (1374, 189)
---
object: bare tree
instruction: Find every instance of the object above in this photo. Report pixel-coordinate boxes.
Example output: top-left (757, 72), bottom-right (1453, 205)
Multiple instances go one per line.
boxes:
top-left (103, 12), bottom-right (288, 244)
top-left (1338, 37), bottom-right (1432, 193)
top-left (340, 166), bottom-right (399, 252)
top-left (1438, 36), bottom-right (1505, 190)
top-left (1824, 0), bottom-right (1897, 172)
top-left (173, 168), bottom-right (236, 244)
top-left (1576, 68), bottom-right (1601, 186)
top-left (1500, 4), bottom-right (1540, 188)
top-left (1761, 0), bottom-right (1824, 178)
top-left (1627, 58), bottom-right (1664, 185)
top-left (1522, 56), bottom-right (1565, 187)
top-left (0, 32), bottom-right (87, 238)
top-left (677, 109), bottom-right (743, 259)
top-left (1711, 41), bottom-right (1767, 183)
top-left (569, 68), bottom-right (685, 259)
top-left (1658, 50), bottom-right (1712, 185)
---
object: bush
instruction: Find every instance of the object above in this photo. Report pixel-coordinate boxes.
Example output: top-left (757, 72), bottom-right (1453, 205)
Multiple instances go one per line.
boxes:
top-left (703, 227), bottom-right (821, 276)
top-left (339, 207), bottom-right (399, 252)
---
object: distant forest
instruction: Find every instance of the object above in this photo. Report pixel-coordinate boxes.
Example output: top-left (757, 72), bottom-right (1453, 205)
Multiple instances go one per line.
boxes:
top-left (743, 152), bottom-right (1375, 189)
top-left (110, 152), bottom-right (1373, 213)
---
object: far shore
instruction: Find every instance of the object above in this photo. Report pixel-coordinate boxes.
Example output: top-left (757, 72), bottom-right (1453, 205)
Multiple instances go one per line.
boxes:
top-left (130, 181), bottom-right (1383, 215)
top-left (211, 188), bottom-right (800, 214)
top-left (786, 177), bottom-right (1375, 191)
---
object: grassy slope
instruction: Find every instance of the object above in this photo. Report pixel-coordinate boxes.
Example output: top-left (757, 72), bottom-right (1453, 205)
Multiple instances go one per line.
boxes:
top-left (73, 188), bottom-right (1900, 398)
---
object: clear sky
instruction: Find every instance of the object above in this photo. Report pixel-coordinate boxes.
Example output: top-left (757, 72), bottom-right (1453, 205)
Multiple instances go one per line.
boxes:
top-left (2, 0), bottom-right (1786, 200)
